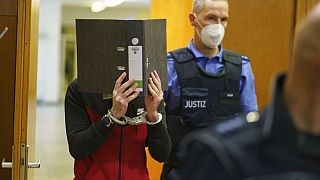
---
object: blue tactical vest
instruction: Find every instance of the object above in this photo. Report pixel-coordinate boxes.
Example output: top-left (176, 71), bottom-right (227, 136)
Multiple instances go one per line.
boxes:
top-left (170, 48), bottom-right (242, 128)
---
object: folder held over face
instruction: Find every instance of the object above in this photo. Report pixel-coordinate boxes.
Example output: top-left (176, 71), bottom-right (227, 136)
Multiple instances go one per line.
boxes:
top-left (76, 19), bottom-right (168, 97)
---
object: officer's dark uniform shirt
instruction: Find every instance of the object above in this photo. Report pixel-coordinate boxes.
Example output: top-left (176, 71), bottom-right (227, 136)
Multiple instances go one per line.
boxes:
top-left (180, 74), bottom-right (320, 180)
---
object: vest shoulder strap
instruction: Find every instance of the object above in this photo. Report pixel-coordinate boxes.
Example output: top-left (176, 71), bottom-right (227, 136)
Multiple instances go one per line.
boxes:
top-left (223, 50), bottom-right (243, 65)
top-left (169, 48), bottom-right (195, 63)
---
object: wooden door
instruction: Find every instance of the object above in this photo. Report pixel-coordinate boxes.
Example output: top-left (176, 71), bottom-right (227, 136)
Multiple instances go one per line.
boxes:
top-left (223, 0), bottom-right (295, 109)
top-left (0, 1), bottom-right (18, 179)
top-left (223, 0), bottom-right (320, 109)
top-left (0, 0), bottom-right (39, 179)
top-left (0, 0), bottom-right (17, 16)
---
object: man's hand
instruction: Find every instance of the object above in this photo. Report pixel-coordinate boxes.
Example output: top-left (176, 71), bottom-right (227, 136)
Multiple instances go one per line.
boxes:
top-left (145, 70), bottom-right (164, 122)
top-left (111, 72), bottom-right (140, 119)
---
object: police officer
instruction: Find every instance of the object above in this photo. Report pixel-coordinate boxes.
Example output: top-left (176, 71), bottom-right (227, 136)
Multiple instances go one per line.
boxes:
top-left (180, 3), bottom-right (320, 180)
top-left (162, 0), bottom-right (258, 178)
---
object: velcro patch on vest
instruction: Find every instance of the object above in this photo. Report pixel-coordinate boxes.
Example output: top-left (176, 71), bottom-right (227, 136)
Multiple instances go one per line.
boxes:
top-left (184, 100), bottom-right (207, 109)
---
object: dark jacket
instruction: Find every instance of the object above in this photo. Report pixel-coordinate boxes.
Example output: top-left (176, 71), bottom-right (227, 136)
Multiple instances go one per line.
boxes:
top-left (180, 74), bottom-right (320, 180)
top-left (65, 79), bottom-right (171, 180)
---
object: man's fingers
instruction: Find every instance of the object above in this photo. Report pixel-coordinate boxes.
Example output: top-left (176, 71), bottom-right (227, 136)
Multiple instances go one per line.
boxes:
top-left (154, 70), bottom-right (161, 82)
top-left (151, 71), bottom-right (162, 91)
top-left (118, 79), bottom-right (135, 93)
top-left (148, 84), bottom-right (157, 97)
top-left (149, 77), bottom-right (159, 93)
top-left (125, 91), bottom-right (140, 103)
top-left (122, 83), bottom-right (138, 98)
top-left (114, 72), bottom-right (127, 90)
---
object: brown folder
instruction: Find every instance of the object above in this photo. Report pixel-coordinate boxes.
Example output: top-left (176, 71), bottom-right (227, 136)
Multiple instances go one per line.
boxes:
top-left (76, 19), bottom-right (167, 97)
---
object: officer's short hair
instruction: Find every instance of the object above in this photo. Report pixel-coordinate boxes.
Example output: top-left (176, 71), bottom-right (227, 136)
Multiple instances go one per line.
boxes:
top-left (192, 0), bottom-right (228, 15)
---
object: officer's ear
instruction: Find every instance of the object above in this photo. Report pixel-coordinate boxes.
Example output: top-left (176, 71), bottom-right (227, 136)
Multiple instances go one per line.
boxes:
top-left (189, 13), bottom-right (197, 27)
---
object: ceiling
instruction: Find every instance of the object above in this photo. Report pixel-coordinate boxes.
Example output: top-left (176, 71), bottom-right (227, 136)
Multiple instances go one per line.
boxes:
top-left (61, 0), bottom-right (150, 8)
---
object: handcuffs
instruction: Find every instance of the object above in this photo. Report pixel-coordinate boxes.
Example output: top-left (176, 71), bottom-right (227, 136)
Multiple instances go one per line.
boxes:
top-left (107, 109), bottom-right (162, 126)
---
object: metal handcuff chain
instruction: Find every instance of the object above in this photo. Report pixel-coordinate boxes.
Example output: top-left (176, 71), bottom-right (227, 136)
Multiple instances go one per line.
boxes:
top-left (108, 109), bottom-right (147, 126)
top-left (123, 112), bottom-right (148, 125)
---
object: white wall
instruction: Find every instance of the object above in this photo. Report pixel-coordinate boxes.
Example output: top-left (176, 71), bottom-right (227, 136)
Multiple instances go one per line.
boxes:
top-left (37, 0), bottom-right (62, 104)
top-left (62, 5), bottom-right (150, 27)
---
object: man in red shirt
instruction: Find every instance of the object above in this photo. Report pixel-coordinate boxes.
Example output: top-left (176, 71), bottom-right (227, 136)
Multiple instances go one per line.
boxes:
top-left (65, 71), bottom-right (171, 179)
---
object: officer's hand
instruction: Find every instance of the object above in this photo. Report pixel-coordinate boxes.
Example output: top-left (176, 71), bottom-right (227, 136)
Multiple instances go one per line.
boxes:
top-left (111, 72), bottom-right (140, 119)
top-left (145, 70), bottom-right (163, 122)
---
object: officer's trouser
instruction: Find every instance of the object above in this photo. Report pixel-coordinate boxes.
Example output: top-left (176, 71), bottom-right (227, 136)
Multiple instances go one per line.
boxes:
top-left (161, 163), bottom-right (182, 180)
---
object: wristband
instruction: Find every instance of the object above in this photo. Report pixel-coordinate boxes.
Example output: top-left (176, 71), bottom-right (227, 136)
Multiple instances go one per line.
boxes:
top-left (146, 113), bottom-right (162, 125)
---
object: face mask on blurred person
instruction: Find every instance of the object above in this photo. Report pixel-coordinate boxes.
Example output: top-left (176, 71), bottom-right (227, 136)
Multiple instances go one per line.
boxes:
top-left (194, 14), bottom-right (225, 48)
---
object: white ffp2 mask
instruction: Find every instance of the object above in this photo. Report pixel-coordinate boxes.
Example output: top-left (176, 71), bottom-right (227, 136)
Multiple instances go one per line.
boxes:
top-left (195, 15), bottom-right (225, 48)
top-left (200, 23), bottom-right (225, 48)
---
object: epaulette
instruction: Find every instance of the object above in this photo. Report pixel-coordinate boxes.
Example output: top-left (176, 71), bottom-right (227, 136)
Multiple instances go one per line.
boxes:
top-left (167, 52), bottom-right (173, 59)
top-left (241, 55), bottom-right (250, 61)
top-left (214, 112), bottom-right (260, 136)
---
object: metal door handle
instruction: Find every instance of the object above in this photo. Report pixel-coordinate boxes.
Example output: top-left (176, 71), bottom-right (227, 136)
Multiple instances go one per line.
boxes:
top-left (0, 27), bottom-right (9, 40)
top-left (1, 158), bottom-right (12, 168)
top-left (2, 158), bottom-right (40, 169)
top-left (28, 160), bottom-right (40, 168)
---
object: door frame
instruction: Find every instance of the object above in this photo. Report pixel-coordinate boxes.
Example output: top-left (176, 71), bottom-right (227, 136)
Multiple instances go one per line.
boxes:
top-left (12, 0), bottom-right (39, 179)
